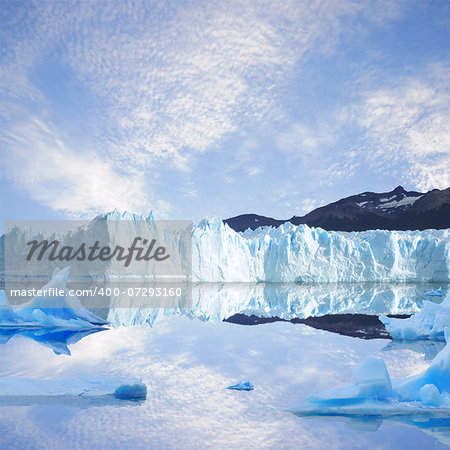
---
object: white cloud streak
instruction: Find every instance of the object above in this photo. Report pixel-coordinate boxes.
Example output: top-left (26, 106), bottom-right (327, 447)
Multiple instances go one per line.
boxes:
top-left (2, 114), bottom-right (149, 216)
top-left (356, 65), bottom-right (450, 191)
top-left (2, 0), bottom-right (429, 217)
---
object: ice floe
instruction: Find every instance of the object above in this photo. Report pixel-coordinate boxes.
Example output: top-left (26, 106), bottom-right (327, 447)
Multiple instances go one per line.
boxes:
top-left (381, 291), bottom-right (450, 341)
top-left (226, 381), bottom-right (254, 391)
top-left (1, 268), bottom-right (107, 329)
top-left (293, 330), bottom-right (450, 416)
top-left (0, 374), bottom-right (147, 399)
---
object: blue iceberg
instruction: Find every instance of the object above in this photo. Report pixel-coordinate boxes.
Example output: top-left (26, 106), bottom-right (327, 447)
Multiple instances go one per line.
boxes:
top-left (0, 290), bottom-right (23, 325)
top-left (381, 291), bottom-right (450, 341)
top-left (226, 381), bottom-right (254, 391)
top-left (293, 328), bottom-right (450, 416)
top-left (425, 288), bottom-right (443, 297)
top-left (0, 374), bottom-right (147, 400)
top-left (1, 267), bottom-right (107, 329)
top-left (0, 327), bottom-right (105, 355)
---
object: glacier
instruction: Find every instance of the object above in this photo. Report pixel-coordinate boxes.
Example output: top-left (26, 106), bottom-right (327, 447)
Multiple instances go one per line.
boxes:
top-left (3, 212), bottom-right (449, 283)
top-left (1, 212), bottom-right (449, 328)
top-left (192, 217), bottom-right (449, 282)
top-left (381, 291), bottom-right (450, 341)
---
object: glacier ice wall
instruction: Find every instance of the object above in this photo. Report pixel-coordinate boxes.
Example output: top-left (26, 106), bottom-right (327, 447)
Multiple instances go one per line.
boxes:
top-left (3, 212), bottom-right (449, 283)
top-left (192, 217), bottom-right (449, 282)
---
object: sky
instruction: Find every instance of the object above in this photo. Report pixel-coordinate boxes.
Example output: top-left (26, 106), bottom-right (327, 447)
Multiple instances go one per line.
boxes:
top-left (1, 0), bottom-right (449, 225)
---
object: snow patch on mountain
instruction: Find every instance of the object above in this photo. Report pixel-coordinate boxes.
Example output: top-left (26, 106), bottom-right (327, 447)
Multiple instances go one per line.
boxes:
top-left (377, 195), bottom-right (423, 210)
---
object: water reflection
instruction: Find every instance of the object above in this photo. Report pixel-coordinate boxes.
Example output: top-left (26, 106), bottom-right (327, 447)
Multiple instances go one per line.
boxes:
top-left (382, 339), bottom-right (446, 361)
top-left (0, 394), bottom-right (145, 408)
top-left (294, 412), bottom-right (450, 447)
top-left (0, 327), bottom-right (106, 355)
top-left (105, 282), bottom-right (448, 326)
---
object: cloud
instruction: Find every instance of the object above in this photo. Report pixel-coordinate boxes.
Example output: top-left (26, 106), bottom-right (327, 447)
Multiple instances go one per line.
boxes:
top-left (247, 167), bottom-right (262, 177)
top-left (1, 114), bottom-right (150, 216)
top-left (300, 198), bottom-right (322, 214)
top-left (275, 122), bottom-right (335, 155)
top-left (356, 65), bottom-right (450, 190)
top-left (1, 0), bottom-right (417, 216)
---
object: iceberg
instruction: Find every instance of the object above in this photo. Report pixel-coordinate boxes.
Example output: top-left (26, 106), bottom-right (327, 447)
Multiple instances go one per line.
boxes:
top-left (0, 290), bottom-right (22, 325)
top-left (1, 268), bottom-right (107, 328)
top-left (0, 327), bottom-right (105, 355)
top-left (425, 287), bottom-right (443, 296)
top-left (380, 291), bottom-right (450, 341)
top-left (226, 381), bottom-right (254, 391)
top-left (293, 328), bottom-right (450, 416)
top-left (0, 374), bottom-right (147, 399)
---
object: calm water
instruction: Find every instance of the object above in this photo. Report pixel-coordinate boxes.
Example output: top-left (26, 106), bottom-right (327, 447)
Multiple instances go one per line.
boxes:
top-left (1, 283), bottom-right (449, 449)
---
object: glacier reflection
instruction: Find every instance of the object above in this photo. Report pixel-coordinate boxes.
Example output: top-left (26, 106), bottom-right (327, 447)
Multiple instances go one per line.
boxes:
top-left (105, 282), bottom-right (448, 326)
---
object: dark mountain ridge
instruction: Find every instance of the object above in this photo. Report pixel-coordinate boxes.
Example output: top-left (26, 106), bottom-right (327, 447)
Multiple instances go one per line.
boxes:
top-left (225, 186), bottom-right (450, 232)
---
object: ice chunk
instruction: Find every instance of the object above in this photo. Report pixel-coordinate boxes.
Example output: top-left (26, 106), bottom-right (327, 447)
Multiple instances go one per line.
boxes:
top-left (293, 329), bottom-right (450, 416)
top-left (0, 290), bottom-right (23, 325)
top-left (305, 357), bottom-right (393, 407)
top-left (394, 328), bottom-right (450, 402)
top-left (353, 357), bottom-right (392, 399)
top-left (381, 291), bottom-right (450, 340)
top-left (114, 383), bottom-right (148, 398)
top-left (420, 384), bottom-right (442, 406)
top-left (0, 374), bottom-right (147, 399)
top-left (226, 381), bottom-right (254, 391)
top-left (12, 267), bottom-right (107, 328)
top-left (425, 287), bottom-right (443, 296)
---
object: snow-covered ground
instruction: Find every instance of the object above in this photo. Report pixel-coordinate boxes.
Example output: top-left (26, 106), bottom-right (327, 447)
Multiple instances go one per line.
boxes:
top-left (0, 317), bottom-right (448, 449)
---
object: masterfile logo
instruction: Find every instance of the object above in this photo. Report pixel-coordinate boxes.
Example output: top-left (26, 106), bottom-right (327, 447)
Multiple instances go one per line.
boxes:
top-left (4, 219), bottom-right (192, 308)
top-left (25, 237), bottom-right (171, 267)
